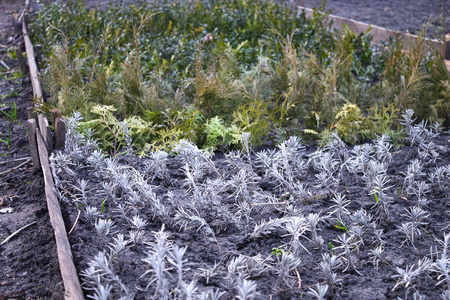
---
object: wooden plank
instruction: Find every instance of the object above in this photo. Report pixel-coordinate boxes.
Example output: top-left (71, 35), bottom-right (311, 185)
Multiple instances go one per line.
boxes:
top-left (26, 119), bottom-right (40, 168)
top-left (21, 18), bottom-right (43, 101)
top-left (297, 6), bottom-right (450, 65)
top-left (36, 130), bottom-right (84, 300)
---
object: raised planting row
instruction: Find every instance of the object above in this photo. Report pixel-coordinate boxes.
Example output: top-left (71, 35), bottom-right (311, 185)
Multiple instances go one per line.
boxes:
top-left (29, 0), bottom-right (450, 156)
top-left (50, 110), bottom-right (449, 299)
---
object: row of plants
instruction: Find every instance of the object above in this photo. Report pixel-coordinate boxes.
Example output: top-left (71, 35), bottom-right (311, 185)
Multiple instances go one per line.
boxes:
top-left (51, 110), bottom-right (450, 299)
top-left (29, 0), bottom-right (450, 154)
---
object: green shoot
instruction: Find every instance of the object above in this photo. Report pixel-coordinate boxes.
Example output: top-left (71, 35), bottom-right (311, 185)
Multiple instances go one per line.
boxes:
top-left (329, 242), bottom-right (335, 254)
top-left (0, 102), bottom-right (18, 122)
top-left (101, 198), bottom-right (106, 213)
top-left (334, 218), bottom-right (349, 232)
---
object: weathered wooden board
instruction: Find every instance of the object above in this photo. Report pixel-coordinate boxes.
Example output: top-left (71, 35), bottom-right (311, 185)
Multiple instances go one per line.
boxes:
top-left (298, 6), bottom-right (450, 68)
top-left (36, 130), bottom-right (84, 300)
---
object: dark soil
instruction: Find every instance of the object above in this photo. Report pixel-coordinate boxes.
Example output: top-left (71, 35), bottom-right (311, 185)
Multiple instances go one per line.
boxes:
top-left (56, 132), bottom-right (450, 299)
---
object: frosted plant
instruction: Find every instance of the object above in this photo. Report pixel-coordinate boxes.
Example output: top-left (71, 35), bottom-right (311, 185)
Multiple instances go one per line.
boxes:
top-left (227, 150), bottom-right (255, 177)
top-left (328, 193), bottom-right (351, 222)
top-left (254, 149), bottom-right (277, 177)
top-left (198, 289), bottom-right (226, 300)
top-left (87, 150), bottom-right (105, 179)
top-left (95, 219), bottom-right (115, 240)
top-left (319, 253), bottom-right (342, 289)
top-left (327, 132), bottom-right (349, 166)
top-left (428, 167), bottom-right (446, 190)
top-left (141, 226), bottom-right (171, 299)
top-left (403, 206), bottom-right (429, 230)
top-left (173, 139), bottom-right (216, 180)
top-left (236, 277), bottom-right (258, 300)
top-left (402, 159), bottom-right (425, 194)
top-left (307, 283), bottom-right (329, 300)
top-left (369, 173), bottom-right (392, 222)
top-left (409, 181), bottom-right (430, 205)
top-left (347, 143), bottom-right (374, 176)
top-left (311, 151), bottom-right (339, 178)
top-left (392, 258), bottom-right (432, 295)
top-left (241, 132), bottom-right (254, 171)
top-left (87, 284), bottom-right (112, 300)
top-left (82, 128), bottom-right (101, 157)
top-left (400, 109), bottom-right (416, 133)
top-left (73, 179), bottom-right (91, 207)
top-left (167, 246), bottom-right (198, 299)
top-left (108, 234), bottom-right (129, 270)
top-left (251, 217), bottom-right (289, 239)
top-left (352, 209), bottom-right (373, 229)
top-left (335, 233), bottom-right (361, 275)
top-left (349, 225), bottom-right (366, 245)
top-left (179, 280), bottom-right (198, 300)
top-left (283, 216), bottom-right (311, 256)
top-left (175, 207), bottom-right (217, 245)
top-left (432, 256), bottom-right (450, 290)
top-left (81, 251), bottom-right (129, 298)
top-left (85, 206), bottom-right (101, 224)
top-left (128, 230), bottom-right (145, 247)
top-left (50, 152), bottom-right (77, 177)
top-left (145, 150), bottom-right (170, 182)
top-left (400, 222), bottom-right (421, 250)
top-left (196, 262), bottom-right (222, 285)
top-left (227, 169), bottom-right (257, 203)
top-left (307, 213), bottom-right (324, 250)
top-left (362, 160), bottom-right (388, 192)
top-left (275, 252), bottom-right (302, 290)
top-left (374, 135), bottom-right (392, 164)
top-left (314, 171), bottom-right (339, 194)
top-left (130, 215), bottom-right (147, 231)
top-left (121, 121), bottom-right (133, 156)
top-left (430, 122), bottom-right (442, 134)
top-left (369, 246), bottom-right (384, 271)
top-left (418, 141), bottom-right (439, 164)
top-left (64, 111), bottom-right (85, 161)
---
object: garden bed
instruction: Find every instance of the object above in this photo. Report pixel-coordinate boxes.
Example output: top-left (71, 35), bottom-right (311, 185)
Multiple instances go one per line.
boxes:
top-left (53, 116), bottom-right (450, 299)
top-left (0, 0), bottom-right (450, 298)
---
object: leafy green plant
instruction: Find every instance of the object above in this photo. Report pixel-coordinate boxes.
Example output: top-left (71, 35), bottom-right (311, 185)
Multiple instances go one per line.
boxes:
top-left (204, 116), bottom-right (242, 151)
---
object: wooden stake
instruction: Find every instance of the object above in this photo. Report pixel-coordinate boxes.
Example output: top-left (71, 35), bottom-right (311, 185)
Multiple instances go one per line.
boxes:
top-left (26, 119), bottom-right (40, 168)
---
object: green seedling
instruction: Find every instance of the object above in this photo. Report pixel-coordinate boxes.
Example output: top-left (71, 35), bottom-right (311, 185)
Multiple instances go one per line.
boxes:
top-left (398, 186), bottom-right (402, 196)
top-left (0, 124), bottom-right (11, 149)
top-left (374, 193), bottom-right (379, 203)
top-left (334, 218), bottom-right (349, 232)
top-left (101, 198), bottom-right (106, 213)
top-left (0, 102), bottom-right (18, 122)
top-left (329, 242), bottom-right (336, 254)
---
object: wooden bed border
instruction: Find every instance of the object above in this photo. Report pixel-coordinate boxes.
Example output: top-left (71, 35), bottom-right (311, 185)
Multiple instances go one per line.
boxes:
top-left (20, 3), bottom-right (85, 299)
top-left (297, 6), bottom-right (450, 72)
